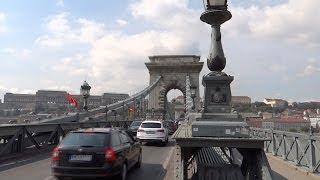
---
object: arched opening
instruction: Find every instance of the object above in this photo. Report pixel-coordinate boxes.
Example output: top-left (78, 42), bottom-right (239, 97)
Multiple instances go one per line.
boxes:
top-left (165, 89), bottom-right (185, 121)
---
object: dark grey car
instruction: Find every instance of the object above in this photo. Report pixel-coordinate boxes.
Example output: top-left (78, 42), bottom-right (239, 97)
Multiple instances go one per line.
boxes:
top-left (51, 128), bottom-right (142, 180)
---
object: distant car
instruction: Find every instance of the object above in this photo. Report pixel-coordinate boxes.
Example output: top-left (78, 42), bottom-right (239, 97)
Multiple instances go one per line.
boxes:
top-left (51, 128), bottom-right (142, 180)
top-left (163, 120), bottom-right (177, 135)
top-left (137, 120), bottom-right (169, 145)
top-left (127, 121), bottom-right (143, 136)
top-left (175, 118), bottom-right (185, 126)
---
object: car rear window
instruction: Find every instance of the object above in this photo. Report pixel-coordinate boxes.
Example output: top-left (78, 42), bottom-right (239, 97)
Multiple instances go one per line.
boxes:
top-left (131, 121), bottom-right (142, 126)
top-left (60, 132), bottom-right (109, 147)
top-left (141, 123), bottom-right (161, 128)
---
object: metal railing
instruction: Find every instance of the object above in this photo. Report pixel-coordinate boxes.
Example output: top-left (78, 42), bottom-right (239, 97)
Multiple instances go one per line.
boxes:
top-left (0, 120), bottom-right (133, 161)
top-left (251, 128), bottom-right (320, 173)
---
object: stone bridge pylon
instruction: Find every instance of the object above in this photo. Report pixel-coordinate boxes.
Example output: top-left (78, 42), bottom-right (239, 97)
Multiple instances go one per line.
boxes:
top-left (145, 55), bottom-right (203, 120)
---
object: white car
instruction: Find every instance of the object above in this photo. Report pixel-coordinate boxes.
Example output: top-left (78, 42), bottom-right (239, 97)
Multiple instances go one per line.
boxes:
top-left (137, 120), bottom-right (169, 145)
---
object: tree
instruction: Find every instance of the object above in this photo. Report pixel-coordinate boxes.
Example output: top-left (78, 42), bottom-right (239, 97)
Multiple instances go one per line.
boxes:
top-left (300, 126), bottom-right (309, 133)
top-left (288, 128), bottom-right (297, 132)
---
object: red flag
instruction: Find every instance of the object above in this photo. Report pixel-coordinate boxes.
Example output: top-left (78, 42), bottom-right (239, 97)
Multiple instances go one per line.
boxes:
top-left (128, 107), bottom-right (134, 112)
top-left (66, 94), bottom-right (78, 108)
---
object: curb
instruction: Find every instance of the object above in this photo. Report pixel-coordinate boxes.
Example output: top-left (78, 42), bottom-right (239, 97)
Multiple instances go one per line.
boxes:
top-left (163, 147), bottom-right (175, 170)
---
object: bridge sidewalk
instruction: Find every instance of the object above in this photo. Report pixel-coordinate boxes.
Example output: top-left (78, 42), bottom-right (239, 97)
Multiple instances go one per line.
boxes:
top-left (267, 153), bottom-right (320, 180)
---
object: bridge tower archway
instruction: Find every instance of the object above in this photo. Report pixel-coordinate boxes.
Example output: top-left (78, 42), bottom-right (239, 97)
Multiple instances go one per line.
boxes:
top-left (145, 55), bottom-right (203, 120)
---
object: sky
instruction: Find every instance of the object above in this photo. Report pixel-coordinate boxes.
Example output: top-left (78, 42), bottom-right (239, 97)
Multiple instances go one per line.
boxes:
top-left (0, 0), bottom-right (319, 102)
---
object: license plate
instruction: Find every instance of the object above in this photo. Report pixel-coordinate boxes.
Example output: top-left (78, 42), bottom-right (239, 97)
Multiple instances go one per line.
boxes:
top-left (69, 155), bottom-right (92, 161)
top-left (146, 131), bottom-right (155, 134)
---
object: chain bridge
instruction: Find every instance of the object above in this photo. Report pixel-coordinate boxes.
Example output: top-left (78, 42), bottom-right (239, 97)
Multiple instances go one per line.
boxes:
top-left (0, 55), bottom-right (319, 180)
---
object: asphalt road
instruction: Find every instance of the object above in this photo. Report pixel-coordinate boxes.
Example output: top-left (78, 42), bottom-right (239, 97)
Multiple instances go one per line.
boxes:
top-left (0, 141), bottom-right (175, 180)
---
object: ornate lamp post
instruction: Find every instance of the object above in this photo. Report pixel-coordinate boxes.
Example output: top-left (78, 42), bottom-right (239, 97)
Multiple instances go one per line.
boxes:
top-left (80, 81), bottom-right (91, 111)
top-left (201, 0), bottom-right (231, 73)
top-left (199, 0), bottom-right (233, 114)
top-left (191, 0), bottom-right (249, 138)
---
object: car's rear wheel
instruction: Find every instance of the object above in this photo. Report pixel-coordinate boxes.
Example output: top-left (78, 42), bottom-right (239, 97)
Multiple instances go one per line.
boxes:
top-left (121, 163), bottom-right (127, 180)
top-left (54, 176), bottom-right (69, 180)
top-left (135, 151), bottom-right (142, 168)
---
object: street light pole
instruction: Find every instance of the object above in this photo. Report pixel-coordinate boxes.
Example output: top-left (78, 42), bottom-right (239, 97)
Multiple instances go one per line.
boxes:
top-left (112, 110), bottom-right (117, 121)
top-left (105, 106), bottom-right (108, 121)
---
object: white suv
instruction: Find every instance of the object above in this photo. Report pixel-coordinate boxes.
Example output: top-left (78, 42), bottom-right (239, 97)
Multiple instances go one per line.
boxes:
top-left (137, 120), bottom-right (169, 145)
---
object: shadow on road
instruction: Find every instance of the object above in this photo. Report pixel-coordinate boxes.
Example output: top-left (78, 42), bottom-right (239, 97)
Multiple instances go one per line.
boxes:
top-left (127, 162), bottom-right (167, 180)
top-left (272, 170), bottom-right (288, 180)
top-left (142, 140), bottom-right (176, 147)
top-left (0, 152), bottom-right (51, 172)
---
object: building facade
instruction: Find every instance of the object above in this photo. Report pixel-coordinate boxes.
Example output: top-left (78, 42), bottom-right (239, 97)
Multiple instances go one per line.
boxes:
top-left (2, 91), bottom-right (130, 113)
top-left (261, 117), bottom-right (310, 131)
top-left (101, 93), bottom-right (129, 105)
top-left (4, 93), bottom-right (36, 109)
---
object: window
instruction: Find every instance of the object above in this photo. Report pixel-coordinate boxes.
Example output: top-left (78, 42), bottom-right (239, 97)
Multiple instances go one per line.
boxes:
top-left (119, 132), bottom-right (129, 144)
top-left (141, 122), bottom-right (161, 128)
top-left (60, 132), bottom-right (108, 147)
top-left (111, 133), bottom-right (121, 147)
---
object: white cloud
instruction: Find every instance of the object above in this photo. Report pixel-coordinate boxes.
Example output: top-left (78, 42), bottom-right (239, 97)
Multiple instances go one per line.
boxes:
top-left (1, 48), bottom-right (31, 57)
top-left (25, 0), bottom-right (320, 100)
top-left (0, 12), bottom-right (7, 34)
top-left (116, 19), bottom-right (128, 26)
top-left (35, 13), bottom-right (105, 47)
top-left (297, 58), bottom-right (320, 77)
top-left (56, 0), bottom-right (64, 7)
top-left (269, 64), bottom-right (287, 72)
top-left (227, 0), bottom-right (320, 48)
top-left (52, 54), bottom-right (89, 77)
top-left (2, 48), bottom-right (16, 54)
top-left (35, 1), bottom-right (208, 94)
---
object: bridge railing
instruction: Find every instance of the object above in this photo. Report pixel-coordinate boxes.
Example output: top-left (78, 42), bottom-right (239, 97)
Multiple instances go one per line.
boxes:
top-left (0, 120), bottom-right (133, 161)
top-left (36, 76), bottom-right (162, 124)
top-left (251, 128), bottom-right (320, 173)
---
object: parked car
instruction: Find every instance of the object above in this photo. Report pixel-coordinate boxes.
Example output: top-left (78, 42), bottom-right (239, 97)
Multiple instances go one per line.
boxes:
top-left (163, 120), bottom-right (177, 135)
top-left (51, 128), bottom-right (142, 180)
top-left (136, 120), bottom-right (169, 145)
top-left (127, 120), bottom-right (143, 136)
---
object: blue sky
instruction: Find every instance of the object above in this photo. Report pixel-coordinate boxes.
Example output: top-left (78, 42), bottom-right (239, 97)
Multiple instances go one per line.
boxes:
top-left (0, 0), bottom-right (319, 102)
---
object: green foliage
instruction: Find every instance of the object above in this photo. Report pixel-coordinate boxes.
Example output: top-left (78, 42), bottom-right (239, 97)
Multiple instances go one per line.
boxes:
top-left (300, 126), bottom-right (310, 133)
top-left (288, 128), bottom-right (297, 132)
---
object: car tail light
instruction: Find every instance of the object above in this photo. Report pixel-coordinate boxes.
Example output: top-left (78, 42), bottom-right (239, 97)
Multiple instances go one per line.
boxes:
top-left (52, 146), bottom-right (60, 161)
top-left (137, 129), bottom-right (145, 132)
top-left (157, 129), bottom-right (165, 133)
top-left (105, 147), bottom-right (117, 163)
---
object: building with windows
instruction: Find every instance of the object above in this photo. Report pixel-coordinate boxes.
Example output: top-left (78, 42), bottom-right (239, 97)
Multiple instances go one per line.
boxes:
top-left (35, 90), bottom-right (68, 106)
top-left (261, 116), bottom-right (310, 131)
top-left (2, 91), bottom-right (130, 112)
top-left (4, 93), bottom-right (36, 109)
top-left (101, 93), bottom-right (129, 105)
